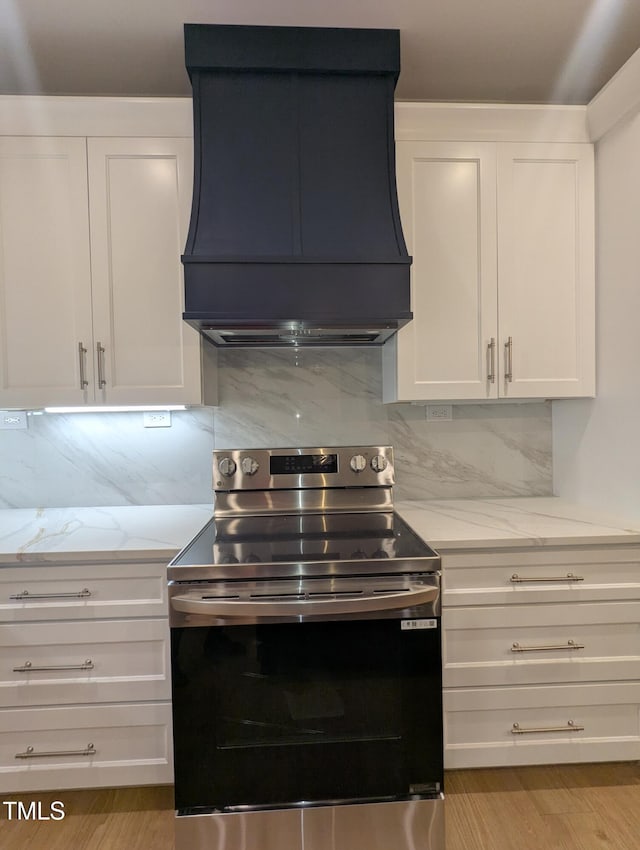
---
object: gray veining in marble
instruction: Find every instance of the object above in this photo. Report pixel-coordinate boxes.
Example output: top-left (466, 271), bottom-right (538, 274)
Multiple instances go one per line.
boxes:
top-left (0, 348), bottom-right (553, 508)
top-left (0, 408), bottom-right (214, 508)
top-left (214, 348), bottom-right (552, 502)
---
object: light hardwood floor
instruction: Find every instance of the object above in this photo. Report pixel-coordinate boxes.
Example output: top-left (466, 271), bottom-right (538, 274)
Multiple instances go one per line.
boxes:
top-left (1, 763), bottom-right (639, 849)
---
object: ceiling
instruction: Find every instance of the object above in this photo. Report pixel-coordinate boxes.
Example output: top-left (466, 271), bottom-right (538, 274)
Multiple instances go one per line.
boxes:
top-left (2, 0), bottom-right (640, 105)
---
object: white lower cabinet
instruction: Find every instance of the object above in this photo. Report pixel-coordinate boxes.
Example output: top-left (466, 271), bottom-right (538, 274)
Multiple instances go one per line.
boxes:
top-left (445, 682), bottom-right (640, 768)
top-left (0, 702), bottom-right (173, 793)
top-left (0, 559), bottom-right (173, 793)
top-left (441, 545), bottom-right (640, 768)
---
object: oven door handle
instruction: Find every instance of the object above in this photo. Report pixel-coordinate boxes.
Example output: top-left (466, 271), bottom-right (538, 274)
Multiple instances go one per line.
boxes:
top-left (170, 585), bottom-right (439, 618)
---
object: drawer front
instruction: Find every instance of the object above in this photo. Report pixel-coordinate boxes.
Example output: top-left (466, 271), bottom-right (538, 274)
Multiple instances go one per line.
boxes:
top-left (443, 601), bottom-right (640, 687)
top-left (0, 702), bottom-right (173, 793)
top-left (0, 619), bottom-right (170, 706)
top-left (0, 562), bottom-right (167, 622)
top-left (442, 546), bottom-right (640, 606)
top-left (444, 683), bottom-right (640, 769)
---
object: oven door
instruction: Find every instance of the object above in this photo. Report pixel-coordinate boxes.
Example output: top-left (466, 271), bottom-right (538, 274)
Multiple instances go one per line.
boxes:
top-left (169, 573), bottom-right (442, 813)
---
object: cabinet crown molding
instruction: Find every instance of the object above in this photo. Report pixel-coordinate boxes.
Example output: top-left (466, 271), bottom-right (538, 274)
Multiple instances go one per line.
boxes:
top-left (395, 102), bottom-right (590, 143)
top-left (0, 95), bottom-right (192, 137)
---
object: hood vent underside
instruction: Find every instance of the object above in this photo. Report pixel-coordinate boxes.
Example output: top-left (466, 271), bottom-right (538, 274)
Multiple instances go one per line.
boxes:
top-left (182, 24), bottom-right (412, 347)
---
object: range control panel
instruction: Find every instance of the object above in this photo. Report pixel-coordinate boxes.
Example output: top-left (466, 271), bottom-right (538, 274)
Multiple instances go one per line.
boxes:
top-left (213, 446), bottom-right (394, 492)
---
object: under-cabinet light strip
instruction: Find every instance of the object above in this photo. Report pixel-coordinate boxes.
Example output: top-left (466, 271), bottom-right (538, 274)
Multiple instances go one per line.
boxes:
top-left (43, 406), bottom-right (188, 414)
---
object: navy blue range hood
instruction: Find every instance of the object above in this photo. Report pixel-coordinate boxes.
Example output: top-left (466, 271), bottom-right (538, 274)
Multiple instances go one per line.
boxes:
top-left (182, 23), bottom-right (412, 347)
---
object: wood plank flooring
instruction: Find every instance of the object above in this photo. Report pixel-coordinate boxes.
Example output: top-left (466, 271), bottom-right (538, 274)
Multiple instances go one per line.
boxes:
top-left (446, 762), bottom-right (640, 850)
top-left (1, 763), bottom-right (639, 849)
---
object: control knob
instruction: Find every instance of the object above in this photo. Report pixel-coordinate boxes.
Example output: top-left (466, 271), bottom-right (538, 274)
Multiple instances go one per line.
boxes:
top-left (371, 454), bottom-right (388, 473)
top-left (218, 457), bottom-right (237, 477)
top-left (349, 454), bottom-right (367, 473)
top-left (241, 456), bottom-right (260, 476)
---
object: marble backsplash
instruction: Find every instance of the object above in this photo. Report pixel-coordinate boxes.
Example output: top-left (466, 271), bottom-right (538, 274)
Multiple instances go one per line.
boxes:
top-left (0, 347), bottom-right (552, 508)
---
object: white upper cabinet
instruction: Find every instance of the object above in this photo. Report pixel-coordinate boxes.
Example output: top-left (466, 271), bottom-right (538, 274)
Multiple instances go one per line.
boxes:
top-left (0, 137), bottom-right (95, 407)
top-left (0, 103), bottom-right (203, 410)
top-left (384, 122), bottom-right (595, 402)
top-left (496, 143), bottom-right (595, 399)
top-left (386, 141), bottom-right (498, 401)
top-left (87, 137), bottom-right (200, 406)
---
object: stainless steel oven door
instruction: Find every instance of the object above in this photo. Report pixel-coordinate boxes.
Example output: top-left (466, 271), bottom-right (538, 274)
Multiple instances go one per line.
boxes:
top-left (170, 572), bottom-right (443, 815)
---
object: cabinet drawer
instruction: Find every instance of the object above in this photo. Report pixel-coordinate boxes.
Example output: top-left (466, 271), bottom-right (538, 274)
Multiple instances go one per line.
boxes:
top-left (0, 701), bottom-right (173, 793)
top-left (0, 562), bottom-right (167, 622)
top-left (443, 601), bottom-right (640, 687)
top-left (0, 619), bottom-right (170, 706)
top-left (444, 682), bottom-right (640, 769)
top-left (442, 546), bottom-right (640, 605)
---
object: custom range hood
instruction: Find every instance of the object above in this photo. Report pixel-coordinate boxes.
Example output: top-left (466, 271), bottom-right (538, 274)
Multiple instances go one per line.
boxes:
top-left (182, 23), bottom-right (412, 347)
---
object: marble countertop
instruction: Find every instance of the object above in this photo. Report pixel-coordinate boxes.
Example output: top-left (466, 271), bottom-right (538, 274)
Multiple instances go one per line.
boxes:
top-left (1, 498), bottom-right (639, 565)
top-left (395, 497), bottom-right (640, 550)
top-left (0, 504), bottom-right (212, 564)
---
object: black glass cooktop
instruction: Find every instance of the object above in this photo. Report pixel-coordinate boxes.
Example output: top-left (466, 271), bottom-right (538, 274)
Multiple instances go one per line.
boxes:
top-left (169, 511), bottom-right (438, 578)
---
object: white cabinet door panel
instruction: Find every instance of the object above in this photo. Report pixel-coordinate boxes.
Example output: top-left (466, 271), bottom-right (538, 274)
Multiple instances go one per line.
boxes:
top-left (0, 702), bottom-right (173, 792)
top-left (87, 137), bottom-right (201, 405)
top-left (444, 619), bottom-right (640, 687)
top-left (497, 143), bottom-right (595, 398)
top-left (389, 141), bottom-right (498, 401)
top-left (0, 561), bottom-right (168, 622)
top-left (0, 137), bottom-right (94, 407)
top-left (442, 546), bottom-right (640, 606)
top-left (445, 698), bottom-right (640, 769)
top-left (0, 618), bottom-right (170, 707)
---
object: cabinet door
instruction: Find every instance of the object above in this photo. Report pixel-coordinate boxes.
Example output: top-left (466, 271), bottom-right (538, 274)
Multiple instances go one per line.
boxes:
top-left (0, 137), bottom-right (94, 408)
top-left (87, 138), bottom-right (201, 405)
top-left (385, 141), bottom-right (498, 402)
top-left (497, 143), bottom-right (595, 398)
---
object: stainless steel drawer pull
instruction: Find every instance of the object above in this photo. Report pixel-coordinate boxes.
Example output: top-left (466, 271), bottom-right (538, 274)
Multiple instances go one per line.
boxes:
top-left (97, 342), bottom-right (107, 388)
top-left (78, 341), bottom-right (89, 389)
top-left (13, 659), bottom-right (94, 673)
top-left (511, 640), bottom-right (584, 653)
top-left (504, 336), bottom-right (513, 382)
top-left (512, 721), bottom-right (584, 735)
top-left (510, 573), bottom-right (584, 583)
top-left (487, 338), bottom-right (496, 383)
top-left (10, 588), bottom-right (92, 601)
top-left (15, 743), bottom-right (96, 760)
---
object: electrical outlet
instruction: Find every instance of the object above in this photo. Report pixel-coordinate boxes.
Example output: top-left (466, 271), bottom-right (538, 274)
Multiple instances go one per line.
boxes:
top-left (0, 411), bottom-right (28, 430)
top-left (143, 411), bottom-right (172, 428)
top-left (426, 405), bottom-right (453, 422)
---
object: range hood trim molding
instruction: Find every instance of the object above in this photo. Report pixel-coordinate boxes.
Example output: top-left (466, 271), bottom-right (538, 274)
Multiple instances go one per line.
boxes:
top-left (184, 23), bottom-right (401, 79)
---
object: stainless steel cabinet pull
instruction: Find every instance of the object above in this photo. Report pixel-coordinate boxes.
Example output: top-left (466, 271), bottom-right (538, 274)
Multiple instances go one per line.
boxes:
top-left (511, 721), bottom-right (584, 735)
top-left (15, 743), bottom-right (96, 760)
top-left (504, 336), bottom-right (513, 382)
top-left (96, 342), bottom-right (107, 388)
top-left (13, 659), bottom-right (94, 673)
top-left (172, 584), bottom-right (438, 618)
top-left (78, 342), bottom-right (89, 389)
top-left (510, 573), bottom-right (584, 584)
top-left (511, 640), bottom-right (584, 653)
top-left (487, 338), bottom-right (496, 383)
top-left (10, 588), bottom-right (92, 601)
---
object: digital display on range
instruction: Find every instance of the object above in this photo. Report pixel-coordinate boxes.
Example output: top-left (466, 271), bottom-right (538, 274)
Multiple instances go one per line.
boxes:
top-left (270, 454), bottom-right (338, 475)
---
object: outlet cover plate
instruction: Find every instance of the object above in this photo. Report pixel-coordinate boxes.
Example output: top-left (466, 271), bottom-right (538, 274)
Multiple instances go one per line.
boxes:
top-left (143, 411), bottom-right (171, 428)
top-left (0, 411), bottom-right (28, 430)
top-left (426, 405), bottom-right (453, 422)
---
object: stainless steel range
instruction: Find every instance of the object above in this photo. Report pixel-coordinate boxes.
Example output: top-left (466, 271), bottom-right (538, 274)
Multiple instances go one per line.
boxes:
top-left (168, 446), bottom-right (444, 850)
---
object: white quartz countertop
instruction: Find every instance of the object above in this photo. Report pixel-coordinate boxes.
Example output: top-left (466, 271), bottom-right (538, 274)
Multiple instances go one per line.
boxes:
top-left (0, 504), bottom-right (212, 564)
top-left (1, 498), bottom-right (639, 565)
top-left (395, 497), bottom-right (640, 550)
